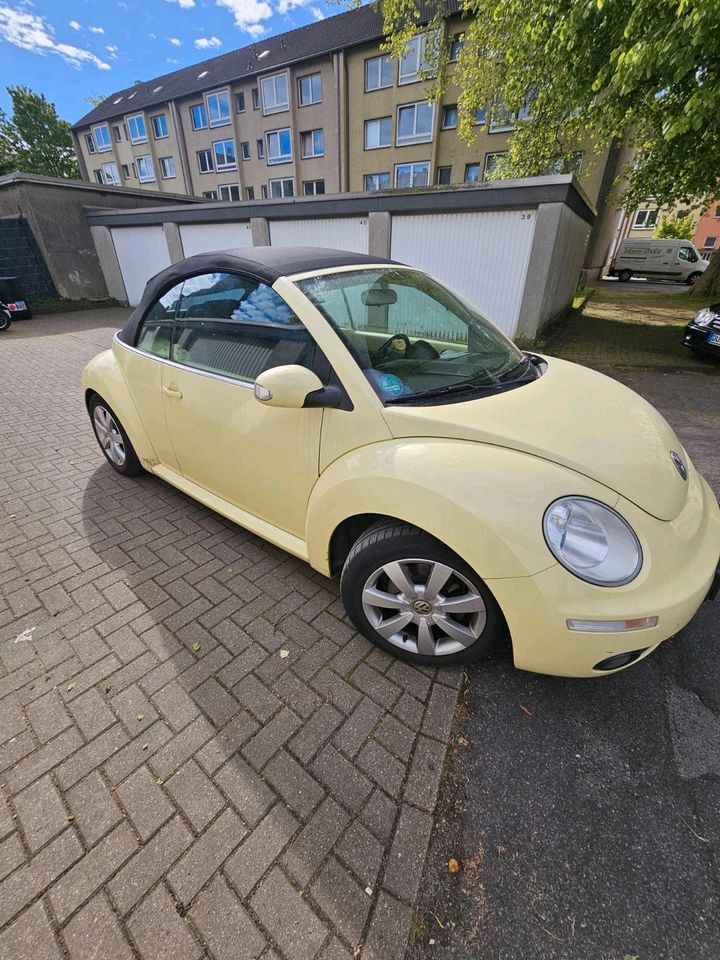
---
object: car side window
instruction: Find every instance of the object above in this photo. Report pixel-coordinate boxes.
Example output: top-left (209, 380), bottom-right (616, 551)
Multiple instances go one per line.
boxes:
top-left (136, 281), bottom-right (184, 358)
top-left (170, 272), bottom-right (314, 383)
top-left (678, 246), bottom-right (698, 263)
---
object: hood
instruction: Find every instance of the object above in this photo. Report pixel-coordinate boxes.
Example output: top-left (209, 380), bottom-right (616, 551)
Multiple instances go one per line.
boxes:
top-left (382, 356), bottom-right (689, 521)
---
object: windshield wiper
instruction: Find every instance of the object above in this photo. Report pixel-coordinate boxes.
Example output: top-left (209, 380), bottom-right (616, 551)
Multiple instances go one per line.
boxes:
top-left (386, 380), bottom-right (499, 405)
top-left (497, 355), bottom-right (533, 382)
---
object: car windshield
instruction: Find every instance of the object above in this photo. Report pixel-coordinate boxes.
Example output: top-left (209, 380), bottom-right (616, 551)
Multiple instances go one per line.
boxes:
top-left (295, 268), bottom-right (533, 404)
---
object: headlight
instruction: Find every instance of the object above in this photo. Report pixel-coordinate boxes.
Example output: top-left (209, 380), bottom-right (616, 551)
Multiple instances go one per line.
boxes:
top-left (543, 497), bottom-right (642, 586)
top-left (692, 307), bottom-right (714, 327)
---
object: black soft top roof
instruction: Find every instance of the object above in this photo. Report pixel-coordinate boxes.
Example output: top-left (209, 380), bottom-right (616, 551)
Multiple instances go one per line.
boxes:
top-left (117, 246), bottom-right (398, 346)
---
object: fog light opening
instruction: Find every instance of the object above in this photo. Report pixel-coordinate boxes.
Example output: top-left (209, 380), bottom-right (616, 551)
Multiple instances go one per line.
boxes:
top-left (566, 616), bottom-right (658, 633)
top-left (593, 649), bottom-right (649, 672)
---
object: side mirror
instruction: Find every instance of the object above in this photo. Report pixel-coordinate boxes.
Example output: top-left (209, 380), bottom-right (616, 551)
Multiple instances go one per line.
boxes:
top-left (254, 364), bottom-right (324, 409)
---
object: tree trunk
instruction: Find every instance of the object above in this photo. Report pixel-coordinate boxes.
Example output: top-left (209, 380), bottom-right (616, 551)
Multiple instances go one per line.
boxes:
top-left (692, 252), bottom-right (720, 298)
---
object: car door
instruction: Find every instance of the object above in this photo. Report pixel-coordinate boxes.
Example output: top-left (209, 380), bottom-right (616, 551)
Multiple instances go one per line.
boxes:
top-left (160, 271), bottom-right (323, 539)
top-left (676, 244), bottom-right (699, 279)
top-left (116, 280), bottom-right (183, 471)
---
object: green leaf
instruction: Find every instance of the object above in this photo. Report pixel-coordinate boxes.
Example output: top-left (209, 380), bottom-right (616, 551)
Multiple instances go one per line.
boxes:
top-left (66, 683), bottom-right (76, 692)
top-left (192, 642), bottom-right (201, 653)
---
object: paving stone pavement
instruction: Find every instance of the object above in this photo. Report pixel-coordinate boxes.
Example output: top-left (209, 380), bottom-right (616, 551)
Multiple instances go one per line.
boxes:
top-left (0, 312), bottom-right (463, 960)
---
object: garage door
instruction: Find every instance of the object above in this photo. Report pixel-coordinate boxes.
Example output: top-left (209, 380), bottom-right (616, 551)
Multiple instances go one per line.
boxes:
top-left (179, 222), bottom-right (253, 258)
top-left (269, 217), bottom-right (369, 254)
top-left (111, 226), bottom-right (171, 306)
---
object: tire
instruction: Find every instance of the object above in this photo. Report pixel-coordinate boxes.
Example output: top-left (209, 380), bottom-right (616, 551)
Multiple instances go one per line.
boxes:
top-left (618, 269), bottom-right (632, 282)
top-left (340, 521), bottom-right (506, 666)
top-left (88, 394), bottom-right (144, 476)
top-left (0, 312), bottom-right (11, 331)
top-left (686, 272), bottom-right (702, 285)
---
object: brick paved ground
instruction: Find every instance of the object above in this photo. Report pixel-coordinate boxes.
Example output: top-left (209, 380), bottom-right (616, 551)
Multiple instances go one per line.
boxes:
top-left (0, 312), bottom-right (462, 960)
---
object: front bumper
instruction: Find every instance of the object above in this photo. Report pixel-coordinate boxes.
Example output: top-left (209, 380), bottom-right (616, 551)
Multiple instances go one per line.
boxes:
top-left (488, 467), bottom-right (720, 678)
top-left (683, 323), bottom-right (720, 359)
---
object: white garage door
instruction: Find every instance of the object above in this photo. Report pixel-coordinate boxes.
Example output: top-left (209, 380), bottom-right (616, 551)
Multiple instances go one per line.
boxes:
top-left (390, 211), bottom-right (537, 337)
top-left (269, 217), bottom-right (369, 254)
top-left (111, 226), bottom-right (171, 306)
top-left (179, 222), bottom-right (253, 258)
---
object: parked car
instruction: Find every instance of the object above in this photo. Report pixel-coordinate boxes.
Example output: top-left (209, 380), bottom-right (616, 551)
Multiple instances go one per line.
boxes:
top-left (82, 247), bottom-right (720, 677)
top-left (609, 238), bottom-right (708, 284)
top-left (683, 303), bottom-right (720, 360)
top-left (0, 301), bottom-right (11, 332)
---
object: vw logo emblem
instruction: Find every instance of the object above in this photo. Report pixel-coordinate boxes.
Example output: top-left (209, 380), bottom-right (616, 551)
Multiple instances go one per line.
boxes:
top-left (670, 451), bottom-right (687, 481)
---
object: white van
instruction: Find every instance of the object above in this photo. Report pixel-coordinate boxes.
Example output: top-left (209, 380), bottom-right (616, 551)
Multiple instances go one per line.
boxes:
top-left (609, 238), bottom-right (708, 284)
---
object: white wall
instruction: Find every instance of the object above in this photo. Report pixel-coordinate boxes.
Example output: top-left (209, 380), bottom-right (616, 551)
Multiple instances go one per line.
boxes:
top-left (269, 217), bottom-right (369, 253)
top-left (179, 222), bottom-right (253, 258)
top-left (390, 211), bottom-right (537, 337)
top-left (111, 226), bottom-right (171, 306)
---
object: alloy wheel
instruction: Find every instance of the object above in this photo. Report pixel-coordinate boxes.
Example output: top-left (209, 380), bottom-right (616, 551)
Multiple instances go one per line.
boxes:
top-left (361, 557), bottom-right (487, 657)
top-left (93, 405), bottom-right (126, 467)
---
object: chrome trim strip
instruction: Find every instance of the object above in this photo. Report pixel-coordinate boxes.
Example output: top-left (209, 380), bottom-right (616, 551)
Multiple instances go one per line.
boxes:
top-left (113, 334), bottom-right (254, 390)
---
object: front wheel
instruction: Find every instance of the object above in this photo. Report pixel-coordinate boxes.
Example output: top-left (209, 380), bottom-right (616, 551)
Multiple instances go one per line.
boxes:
top-left (0, 311), bottom-right (11, 331)
top-left (686, 272), bottom-right (702, 285)
top-left (618, 269), bottom-right (632, 282)
top-left (340, 522), bottom-right (506, 665)
top-left (88, 395), bottom-right (144, 476)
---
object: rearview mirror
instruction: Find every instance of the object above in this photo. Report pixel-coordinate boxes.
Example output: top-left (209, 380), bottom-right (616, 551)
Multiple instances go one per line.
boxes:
top-left (361, 287), bottom-right (397, 306)
top-left (254, 365), bottom-right (324, 409)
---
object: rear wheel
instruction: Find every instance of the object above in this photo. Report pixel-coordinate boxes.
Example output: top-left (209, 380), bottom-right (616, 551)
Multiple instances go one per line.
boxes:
top-left (0, 313), bottom-right (10, 331)
top-left (618, 269), bottom-right (632, 282)
top-left (341, 522), bottom-right (506, 666)
top-left (686, 271), bottom-right (702, 285)
top-left (88, 395), bottom-right (143, 476)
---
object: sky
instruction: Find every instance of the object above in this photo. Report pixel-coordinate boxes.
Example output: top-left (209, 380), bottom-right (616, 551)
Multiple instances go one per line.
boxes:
top-left (0, 0), bottom-right (341, 124)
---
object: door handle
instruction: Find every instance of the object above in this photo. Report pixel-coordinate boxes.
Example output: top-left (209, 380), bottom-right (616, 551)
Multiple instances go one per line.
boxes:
top-left (163, 385), bottom-right (183, 399)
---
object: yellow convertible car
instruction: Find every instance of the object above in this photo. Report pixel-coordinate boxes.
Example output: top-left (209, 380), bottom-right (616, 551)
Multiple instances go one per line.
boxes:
top-left (82, 247), bottom-right (720, 677)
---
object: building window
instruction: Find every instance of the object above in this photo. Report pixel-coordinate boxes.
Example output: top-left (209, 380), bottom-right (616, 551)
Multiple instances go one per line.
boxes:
top-left (159, 156), bottom-right (176, 179)
top-left (475, 106), bottom-right (488, 125)
top-left (484, 151), bottom-right (508, 179)
top-left (365, 54), bottom-right (394, 92)
top-left (245, 186), bottom-right (255, 200)
top-left (218, 183), bottom-right (241, 201)
top-left (441, 105), bottom-right (457, 129)
top-left (256, 138), bottom-right (265, 159)
top-left (464, 163), bottom-right (481, 184)
top-left (301, 129), bottom-right (324, 158)
top-left (396, 102), bottom-right (435, 145)
top-left (206, 90), bottom-right (231, 127)
top-left (236, 91), bottom-right (246, 112)
top-left (127, 114), bottom-right (147, 144)
top-left (191, 104), bottom-right (208, 130)
top-left (113, 125), bottom-right (122, 142)
top-left (704, 236), bottom-right (717, 249)
top-left (202, 190), bottom-right (218, 200)
top-left (261, 73), bottom-right (289, 115)
top-left (101, 162), bottom-right (120, 185)
top-left (261, 185), bottom-right (268, 199)
top-left (121, 163), bottom-right (132, 180)
top-left (84, 133), bottom-right (96, 154)
top-left (136, 155), bottom-right (156, 183)
top-left (398, 33), bottom-right (437, 85)
top-left (240, 141), bottom-right (251, 160)
top-left (151, 115), bottom-right (168, 139)
top-left (394, 161), bottom-right (430, 188)
top-left (93, 170), bottom-right (103, 184)
top-left (303, 179), bottom-right (325, 195)
top-left (269, 177), bottom-right (294, 198)
top-left (436, 165), bottom-right (451, 185)
top-left (633, 209), bottom-right (659, 229)
top-left (297, 72), bottom-right (322, 106)
top-left (92, 124), bottom-right (111, 152)
top-left (490, 96), bottom-right (532, 133)
top-left (449, 34), bottom-right (464, 61)
top-left (251, 87), bottom-right (259, 110)
top-left (213, 139), bottom-right (237, 171)
top-left (266, 128), bottom-right (292, 164)
top-left (197, 149), bottom-right (213, 173)
top-left (364, 172), bottom-right (391, 192)
top-left (715, 206), bottom-right (720, 219)
top-left (364, 117), bottom-right (392, 150)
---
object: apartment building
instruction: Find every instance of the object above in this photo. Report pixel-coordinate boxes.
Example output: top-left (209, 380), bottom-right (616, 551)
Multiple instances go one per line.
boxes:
top-left (72, 2), bottom-right (610, 208)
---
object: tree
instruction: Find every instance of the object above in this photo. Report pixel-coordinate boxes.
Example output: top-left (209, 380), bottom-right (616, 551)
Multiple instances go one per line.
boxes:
top-left (0, 86), bottom-right (79, 179)
top-left (374, 0), bottom-right (720, 211)
top-left (653, 213), bottom-right (696, 240)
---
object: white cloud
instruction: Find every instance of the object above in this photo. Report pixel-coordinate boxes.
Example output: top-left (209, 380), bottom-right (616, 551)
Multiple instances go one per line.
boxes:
top-left (277, 0), bottom-right (314, 13)
top-left (215, 0), bottom-right (272, 34)
top-left (105, 43), bottom-right (118, 58)
top-left (68, 19), bottom-right (80, 30)
top-left (194, 35), bottom-right (222, 49)
top-left (0, 6), bottom-right (111, 70)
top-left (89, 26), bottom-right (104, 34)
top-left (165, 0), bottom-right (195, 8)
top-left (169, 36), bottom-right (182, 46)
top-left (246, 23), bottom-right (265, 37)
top-left (167, 57), bottom-right (179, 64)
top-left (311, 6), bottom-right (324, 20)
